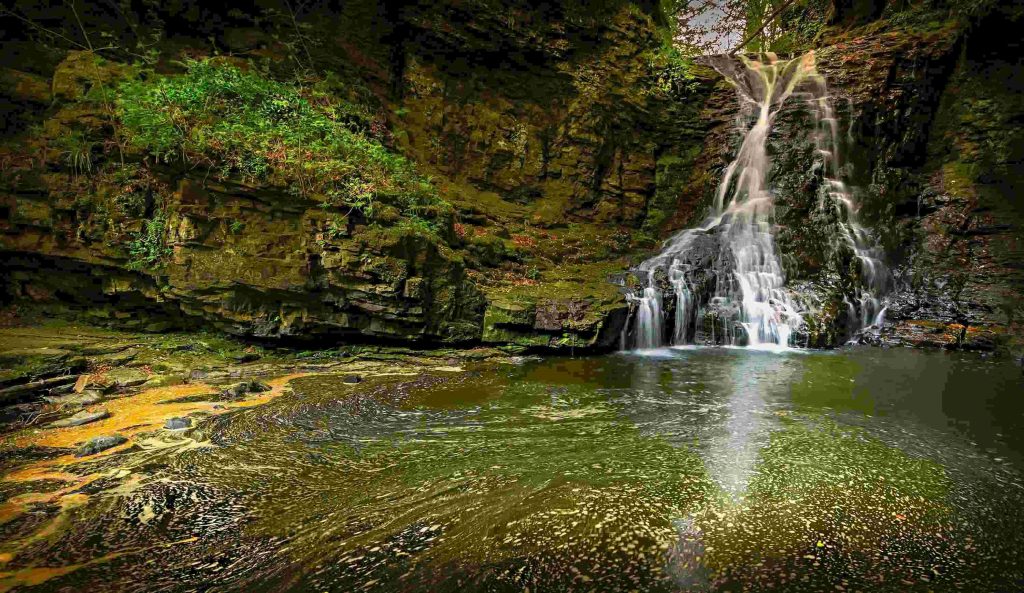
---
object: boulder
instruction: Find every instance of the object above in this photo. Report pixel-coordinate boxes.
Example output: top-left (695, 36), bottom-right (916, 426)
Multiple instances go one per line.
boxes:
top-left (164, 417), bottom-right (192, 430)
top-left (220, 379), bottom-right (271, 399)
top-left (48, 408), bottom-right (110, 429)
top-left (76, 434), bottom-right (128, 457)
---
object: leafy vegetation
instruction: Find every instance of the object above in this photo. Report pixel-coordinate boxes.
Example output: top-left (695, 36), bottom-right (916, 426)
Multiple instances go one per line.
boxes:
top-left (126, 212), bottom-right (172, 271)
top-left (56, 130), bottom-right (95, 177)
top-left (116, 59), bottom-right (449, 231)
top-left (648, 42), bottom-right (698, 95)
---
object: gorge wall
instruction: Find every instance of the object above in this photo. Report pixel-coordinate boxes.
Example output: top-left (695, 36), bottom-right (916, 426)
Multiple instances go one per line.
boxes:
top-left (1, 0), bottom-right (1021, 356)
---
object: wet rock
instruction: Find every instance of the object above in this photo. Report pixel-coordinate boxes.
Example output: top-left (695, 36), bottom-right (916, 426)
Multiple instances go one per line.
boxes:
top-left (483, 296), bottom-right (628, 351)
top-left (867, 320), bottom-right (966, 349)
top-left (141, 374), bottom-right (178, 389)
top-left (343, 375), bottom-right (362, 384)
top-left (104, 367), bottom-right (151, 389)
top-left (79, 388), bottom-right (106, 401)
top-left (0, 374), bottom-right (82, 406)
top-left (47, 382), bottom-right (77, 396)
top-left (76, 434), bottom-right (127, 457)
top-left (164, 417), bottom-right (192, 430)
top-left (247, 380), bottom-right (271, 393)
top-left (220, 380), bottom-right (271, 399)
top-left (48, 408), bottom-right (110, 428)
top-left (88, 349), bottom-right (138, 367)
top-left (44, 389), bottom-right (104, 407)
top-left (221, 383), bottom-right (248, 398)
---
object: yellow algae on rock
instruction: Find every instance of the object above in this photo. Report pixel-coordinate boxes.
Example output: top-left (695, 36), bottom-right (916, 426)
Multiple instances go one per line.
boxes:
top-left (15, 374), bottom-right (305, 452)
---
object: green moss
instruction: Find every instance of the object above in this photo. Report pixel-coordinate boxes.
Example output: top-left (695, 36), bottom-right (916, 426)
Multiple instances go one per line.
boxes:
top-left (116, 59), bottom-right (449, 231)
top-left (491, 261), bottom-right (623, 302)
top-left (645, 152), bottom-right (696, 234)
top-left (466, 233), bottom-right (518, 268)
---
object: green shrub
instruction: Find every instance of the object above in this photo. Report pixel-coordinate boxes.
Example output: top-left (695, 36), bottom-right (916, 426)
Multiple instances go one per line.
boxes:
top-left (648, 43), bottom-right (698, 96)
top-left (126, 213), bottom-right (172, 271)
top-left (116, 60), bottom-right (448, 230)
top-left (111, 164), bottom-right (159, 217)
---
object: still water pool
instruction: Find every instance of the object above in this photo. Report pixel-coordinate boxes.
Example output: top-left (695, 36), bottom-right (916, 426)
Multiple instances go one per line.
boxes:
top-left (2, 346), bottom-right (1023, 592)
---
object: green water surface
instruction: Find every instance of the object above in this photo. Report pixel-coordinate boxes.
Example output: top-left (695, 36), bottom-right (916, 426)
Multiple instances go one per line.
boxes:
top-left (3, 346), bottom-right (1023, 592)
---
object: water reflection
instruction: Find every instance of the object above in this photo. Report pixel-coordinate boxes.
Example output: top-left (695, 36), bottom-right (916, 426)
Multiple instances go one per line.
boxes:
top-left (624, 348), bottom-right (798, 500)
top-left (3, 348), bottom-right (1024, 591)
top-left (624, 348), bottom-right (802, 590)
top-left (619, 347), bottom-right (1024, 592)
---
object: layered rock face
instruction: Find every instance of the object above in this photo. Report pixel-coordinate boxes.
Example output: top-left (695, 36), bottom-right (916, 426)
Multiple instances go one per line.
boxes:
top-left (2, 171), bottom-right (484, 342)
top-left (813, 4), bottom-right (1024, 353)
top-left (1, 0), bottom-right (1022, 355)
top-left (2, 0), bottom-right (699, 348)
top-left (879, 5), bottom-right (1024, 353)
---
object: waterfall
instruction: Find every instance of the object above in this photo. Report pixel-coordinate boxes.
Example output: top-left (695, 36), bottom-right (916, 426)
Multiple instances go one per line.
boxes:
top-left (804, 69), bottom-right (891, 336)
top-left (633, 275), bottom-right (664, 349)
top-left (625, 51), bottom-right (889, 350)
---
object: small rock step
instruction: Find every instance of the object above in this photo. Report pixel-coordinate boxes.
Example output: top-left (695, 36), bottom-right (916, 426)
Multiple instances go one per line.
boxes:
top-left (0, 375), bottom-right (82, 406)
top-left (76, 434), bottom-right (127, 457)
top-left (44, 390), bottom-right (104, 407)
top-left (48, 408), bottom-right (110, 429)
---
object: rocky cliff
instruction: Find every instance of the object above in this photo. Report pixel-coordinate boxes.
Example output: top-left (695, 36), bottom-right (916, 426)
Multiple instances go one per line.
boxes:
top-left (1, 0), bottom-right (700, 350)
top-left (1, 0), bottom-right (1022, 356)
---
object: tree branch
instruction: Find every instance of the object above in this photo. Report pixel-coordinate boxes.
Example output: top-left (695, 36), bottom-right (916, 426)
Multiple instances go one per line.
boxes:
top-left (64, 0), bottom-right (94, 51)
top-left (728, 0), bottom-right (800, 55)
top-left (1, 7), bottom-right (90, 51)
top-left (282, 0), bottom-right (314, 71)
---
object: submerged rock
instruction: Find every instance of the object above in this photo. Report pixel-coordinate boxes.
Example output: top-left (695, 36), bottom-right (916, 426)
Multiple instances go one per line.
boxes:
top-left (248, 380), bottom-right (271, 393)
top-left (76, 434), bottom-right (127, 457)
top-left (343, 375), bottom-right (362, 384)
top-left (220, 380), bottom-right (271, 399)
top-left (48, 408), bottom-right (110, 429)
top-left (164, 417), bottom-right (192, 430)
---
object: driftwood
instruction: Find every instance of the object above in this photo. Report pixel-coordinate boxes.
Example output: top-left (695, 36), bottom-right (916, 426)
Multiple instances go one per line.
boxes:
top-left (0, 375), bottom-right (82, 406)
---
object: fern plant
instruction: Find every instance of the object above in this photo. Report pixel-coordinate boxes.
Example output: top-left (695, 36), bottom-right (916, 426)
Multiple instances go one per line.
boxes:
top-left (126, 213), bottom-right (172, 271)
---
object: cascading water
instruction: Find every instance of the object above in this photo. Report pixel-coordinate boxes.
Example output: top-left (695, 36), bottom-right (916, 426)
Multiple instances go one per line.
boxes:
top-left (625, 51), bottom-right (890, 350)
top-left (803, 68), bottom-right (891, 334)
top-left (633, 273), bottom-right (664, 349)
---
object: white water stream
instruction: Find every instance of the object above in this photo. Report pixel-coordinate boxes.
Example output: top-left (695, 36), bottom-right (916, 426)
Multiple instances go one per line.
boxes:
top-left (627, 51), bottom-right (889, 349)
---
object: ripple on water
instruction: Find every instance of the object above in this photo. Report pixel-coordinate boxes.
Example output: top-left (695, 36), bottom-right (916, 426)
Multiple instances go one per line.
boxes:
top-left (2, 349), bottom-right (1023, 592)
